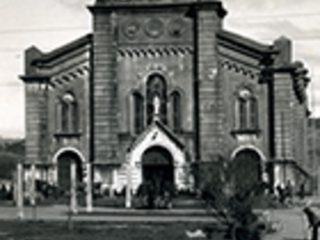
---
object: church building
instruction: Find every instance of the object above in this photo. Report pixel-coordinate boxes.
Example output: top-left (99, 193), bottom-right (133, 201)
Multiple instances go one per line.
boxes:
top-left (20, 0), bottom-right (311, 195)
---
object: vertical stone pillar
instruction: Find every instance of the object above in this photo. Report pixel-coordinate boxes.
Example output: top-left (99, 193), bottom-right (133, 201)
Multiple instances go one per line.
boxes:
top-left (30, 164), bottom-right (37, 220)
top-left (17, 163), bottom-right (24, 219)
top-left (30, 164), bottom-right (36, 206)
top-left (70, 162), bottom-right (77, 214)
top-left (86, 163), bottom-right (93, 212)
top-left (110, 168), bottom-right (117, 197)
top-left (92, 6), bottom-right (119, 164)
top-left (197, 6), bottom-right (225, 160)
top-left (125, 153), bottom-right (131, 208)
top-left (54, 164), bottom-right (58, 185)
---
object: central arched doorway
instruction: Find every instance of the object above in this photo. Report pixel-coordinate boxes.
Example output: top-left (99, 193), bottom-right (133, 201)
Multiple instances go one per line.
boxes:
top-left (142, 146), bottom-right (174, 193)
top-left (57, 151), bottom-right (83, 190)
top-left (231, 149), bottom-right (262, 194)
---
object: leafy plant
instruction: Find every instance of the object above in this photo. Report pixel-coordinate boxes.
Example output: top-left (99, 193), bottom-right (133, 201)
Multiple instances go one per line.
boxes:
top-left (199, 155), bottom-right (267, 240)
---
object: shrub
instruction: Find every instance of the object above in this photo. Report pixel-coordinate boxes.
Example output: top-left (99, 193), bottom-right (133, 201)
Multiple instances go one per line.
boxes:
top-left (199, 155), bottom-right (267, 240)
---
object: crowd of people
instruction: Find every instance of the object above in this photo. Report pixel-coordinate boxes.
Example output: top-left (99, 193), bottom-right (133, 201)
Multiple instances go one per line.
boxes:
top-left (275, 181), bottom-right (305, 206)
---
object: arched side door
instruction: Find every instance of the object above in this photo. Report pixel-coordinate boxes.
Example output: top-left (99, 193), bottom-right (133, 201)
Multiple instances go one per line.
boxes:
top-left (57, 151), bottom-right (83, 190)
top-left (231, 149), bottom-right (262, 194)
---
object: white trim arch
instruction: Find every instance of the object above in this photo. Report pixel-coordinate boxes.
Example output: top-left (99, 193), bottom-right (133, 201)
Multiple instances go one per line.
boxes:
top-left (127, 124), bottom-right (188, 191)
top-left (231, 145), bottom-right (266, 162)
top-left (52, 147), bottom-right (86, 164)
top-left (231, 145), bottom-right (268, 183)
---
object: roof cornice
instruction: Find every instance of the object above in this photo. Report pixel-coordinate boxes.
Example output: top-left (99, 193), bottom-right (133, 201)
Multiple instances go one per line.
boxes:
top-left (32, 34), bottom-right (92, 66)
top-left (88, 1), bottom-right (227, 18)
top-left (19, 75), bottom-right (50, 82)
top-left (217, 30), bottom-right (278, 60)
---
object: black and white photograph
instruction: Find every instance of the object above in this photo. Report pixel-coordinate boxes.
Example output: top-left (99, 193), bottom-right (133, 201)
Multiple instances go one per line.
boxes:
top-left (0, 0), bottom-right (320, 239)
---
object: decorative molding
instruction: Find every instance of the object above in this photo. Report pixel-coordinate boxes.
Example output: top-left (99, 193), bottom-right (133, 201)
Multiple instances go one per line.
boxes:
top-left (220, 59), bottom-right (259, 80)
top-left (54, 132), bottom-right (82, 138)
top-left (231, 129), bottom-right (261, 136)
top-left (49, 64), bottom-right (89, 88)
top-left (118, 46), bottom-right (192, 59)
top-left (144, 18), bottom-right (165, 39)
top-left (168, 18), bottom-right (187, 38)
top-left (146, 63), bottom-right (167, 72)
top-left (122, 19), bottom-right (141, 39)
top-left (120, 17), bottom-right (190, 43)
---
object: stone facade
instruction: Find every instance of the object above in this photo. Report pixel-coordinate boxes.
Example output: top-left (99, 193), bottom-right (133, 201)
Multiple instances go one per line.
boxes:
top-left (21, 0), bottom-right (310, 194)
top-left (307, 118), bottom-right (320, 194)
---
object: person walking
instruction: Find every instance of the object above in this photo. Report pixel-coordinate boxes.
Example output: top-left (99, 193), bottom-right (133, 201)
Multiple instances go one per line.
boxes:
top-left (303, 205), bottom-right (320, 240)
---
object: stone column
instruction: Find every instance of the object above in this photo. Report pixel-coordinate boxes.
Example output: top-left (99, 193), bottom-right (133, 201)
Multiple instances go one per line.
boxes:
top-left (30, 164), bottom-right (36, 206)
top-left (70, 162), bottom-right (77, 214)
top-left (30, 164), bottom-right (37, 220)
top-left (174, 163), bottom-right (180, 190)
top-left (86, 163), bottom-right (93, 212)
top-left (17, 163), bottom-right (24, 219)
top-left (125, 153), bottom-right (132, 208)
top-left (110, 168), bottom-right (117, 197)
top-left (54, 164), bottom-right (58, 185)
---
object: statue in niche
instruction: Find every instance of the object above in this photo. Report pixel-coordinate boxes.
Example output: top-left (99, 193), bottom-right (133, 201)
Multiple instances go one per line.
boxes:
top-left (153, 94), bottom-right (161, 115)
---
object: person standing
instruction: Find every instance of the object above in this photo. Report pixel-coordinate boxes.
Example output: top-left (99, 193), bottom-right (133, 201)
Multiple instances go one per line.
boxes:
top-left (303, 205), bottom-right (320, 240)
top-left (299, 182), bottom-right (305, 200)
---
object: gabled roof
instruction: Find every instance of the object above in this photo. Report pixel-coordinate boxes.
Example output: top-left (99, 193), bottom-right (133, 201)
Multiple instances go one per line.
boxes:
top-left (217, 30), bottom-right (278, 59)
top-left (32, 34), bottom-right (92, 66)
top-left (129, 120), bottom-right (185, 152)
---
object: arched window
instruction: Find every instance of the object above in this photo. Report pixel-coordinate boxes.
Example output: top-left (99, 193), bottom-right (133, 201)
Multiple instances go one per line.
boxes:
top-left (61, 101), bottom-right (69, 132)
top-left (146, 74), bottom-right (167, 124)
top-left (237, 89), bottom-right (258, 130)
top-left (249, 98), bottom-right (258, 129)
top-left (133, 92), bottom-right (144, 134)
top-left (239, 98), bottom-right (247, 129)
top-left (171, 91), bottom-right (181, 133)
top-left (71, 101), bottom-right (79, 132)
top-left (58, 92), bottom-right (79, 133)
